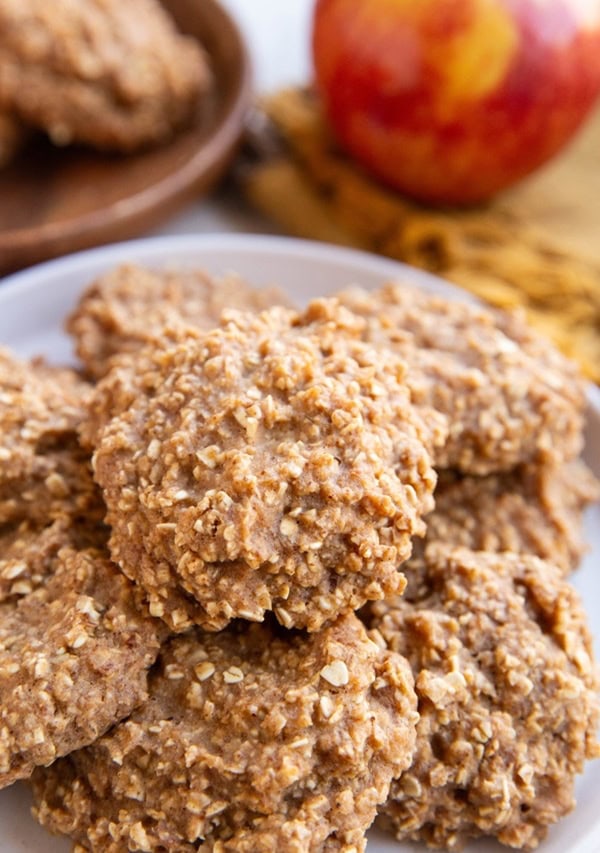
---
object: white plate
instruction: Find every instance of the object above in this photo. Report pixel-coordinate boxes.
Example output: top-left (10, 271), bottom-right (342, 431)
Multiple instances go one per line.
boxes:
top-left (0, 235), bottom-right (598, 853)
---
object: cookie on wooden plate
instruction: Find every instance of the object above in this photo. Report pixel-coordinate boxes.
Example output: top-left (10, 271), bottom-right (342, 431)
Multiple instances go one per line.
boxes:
top-left (0, 0), bottom-right (209, 152)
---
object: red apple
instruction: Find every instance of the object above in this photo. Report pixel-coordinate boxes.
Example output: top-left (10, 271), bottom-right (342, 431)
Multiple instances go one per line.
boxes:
top-left (312, 0), bottom-right (600, 204)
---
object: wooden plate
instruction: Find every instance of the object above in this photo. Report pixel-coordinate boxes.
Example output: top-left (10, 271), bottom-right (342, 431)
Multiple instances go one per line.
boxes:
top-left (0, 0), bottom-right (252, 275)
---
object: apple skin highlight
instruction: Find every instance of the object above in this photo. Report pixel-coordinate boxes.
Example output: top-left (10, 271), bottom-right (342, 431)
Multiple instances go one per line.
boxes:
top-left (313, 0), bottom-right (600, 205)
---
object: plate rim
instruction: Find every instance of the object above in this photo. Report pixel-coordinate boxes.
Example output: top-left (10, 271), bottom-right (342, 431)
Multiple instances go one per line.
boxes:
top-left (1, 230), bottom-right (598, 413)
top-left (0, 232), bottom-right (465, 293)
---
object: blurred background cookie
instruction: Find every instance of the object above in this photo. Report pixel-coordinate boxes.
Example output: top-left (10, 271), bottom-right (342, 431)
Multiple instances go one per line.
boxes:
top-left (0, 0), bottom-right (210, 152)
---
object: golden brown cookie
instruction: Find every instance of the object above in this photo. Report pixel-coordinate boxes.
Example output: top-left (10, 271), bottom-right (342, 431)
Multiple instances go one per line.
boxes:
top-left (89, 299), bottom-right (443, 632)
top-left (337, 283), bottom-right (586, 475)
top-left (0, 352), bottom-right (89, 479)
top-left (0, 0), bottom-right (209, 152)
top-left (419, 459), bottom-right (600, 576)
top-left (67, 264), bottom-right (292, 379)
top-left (0, 436), bottom-right (103, 526)
top-left (0, 350), bottom-right (110, 606)
top-left (0, 544), bottom-right (162, 789)
top-left (0, 347), bottom-right (162, 788)
top-left (0, 351), bottom-right (100, 526)
top-left (367, 546), bottom-right (600, 851)
top-left (31, 613), bottom-right (418, 852)
top-left (0, 515), bottom-right (106, 605)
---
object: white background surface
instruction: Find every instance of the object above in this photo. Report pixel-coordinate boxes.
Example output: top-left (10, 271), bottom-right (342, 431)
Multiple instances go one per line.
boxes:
top-left (154, 0), bottom-right (314, 239)
top-left (0, 235), bottom-right (598, 853)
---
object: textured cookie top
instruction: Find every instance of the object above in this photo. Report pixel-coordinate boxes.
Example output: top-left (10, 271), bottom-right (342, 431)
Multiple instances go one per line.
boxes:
top-left (90, 299), bottom-right (442, 632)
top-left (337, 283), bottom-right (586, 475)
top-left (0, 544), bottom-right (162, 789)
top-left (0, 514), bottom-right (107, 605)
top-left (418, 459), bottom-right (600, 576)
top-left (0, 350), bottom-right (103, 526)
top-left (0, 351), bottom-right (110, 604)
top-left (0, 0), bottom-right (209, 150)
top-left (368, 546), bottom-right (600, 851)
top-left (0, 352), bottom-right (99, 525)
top-left (32, 613), bottom-right (418, 852)
top-left (68, 264), bottom-right (292, 379)
top-left (0, 436), bottom-right (103, 528)
top-left (0, 350), bottom-right (88, 479)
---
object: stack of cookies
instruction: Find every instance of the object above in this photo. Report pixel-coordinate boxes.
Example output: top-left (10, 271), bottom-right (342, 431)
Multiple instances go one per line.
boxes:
top-left (0, 264), bottom-right (598, 852)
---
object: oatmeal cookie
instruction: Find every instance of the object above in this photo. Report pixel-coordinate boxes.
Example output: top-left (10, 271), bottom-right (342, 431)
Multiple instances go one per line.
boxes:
top-left (0, 0), bottom-right (209, 152)
top-left (0, 351), bottom-right (97, 525)
top-left (0, 436), bottom-right (102, 527)
top-left (89, 299), bottom-right (442, 632)
top-left (31, 613), bottom-right (418, 852)
top-left (367, 546), bottom-right (600, 851)
top-left (0, 514), bottom-right (107, 605)
top-left (419, 459), bottom-right (600, 576)
top-left (0, 350), bottom-right (111, 604)
top-left (0, 351), bottom-right (89, 465)
top-left (0, 544), bottom-right (162, 789)
top-left (337, 283), bottom-right (586, 475)
top-left (67, 264), bottom-right (292, 379)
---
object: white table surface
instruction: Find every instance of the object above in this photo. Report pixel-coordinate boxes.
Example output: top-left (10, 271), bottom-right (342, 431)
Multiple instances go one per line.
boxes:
top-left (154, 0), bottom-right (314, 239)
